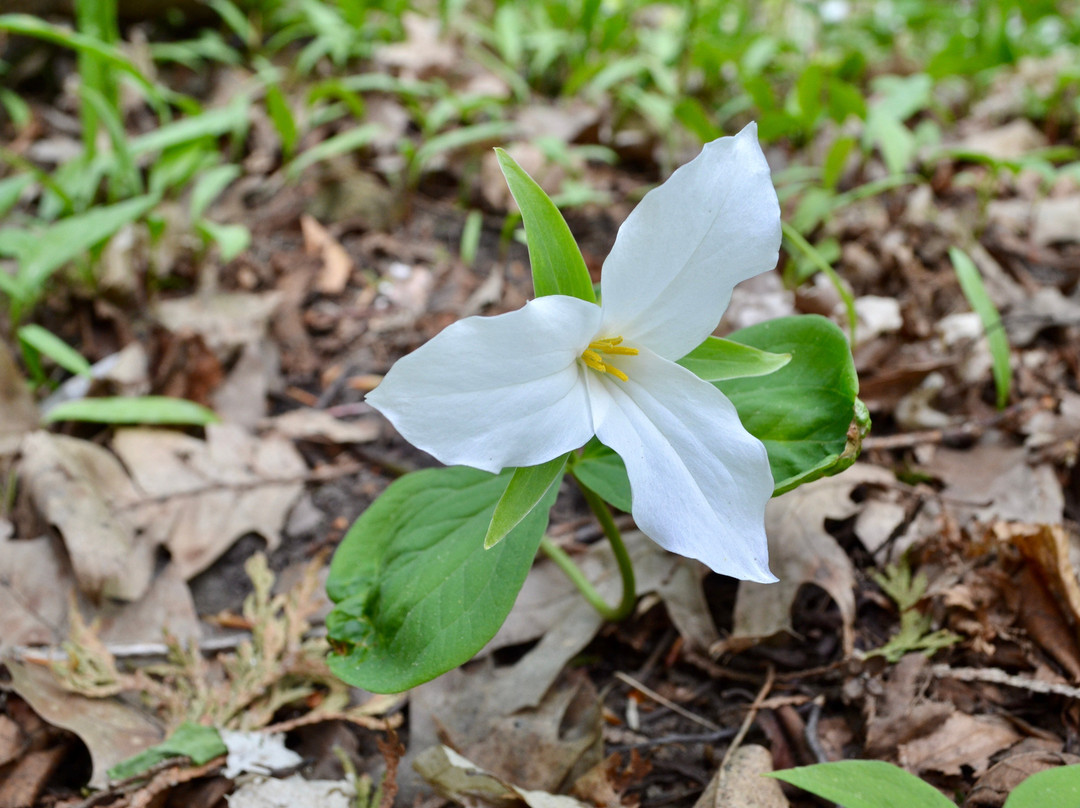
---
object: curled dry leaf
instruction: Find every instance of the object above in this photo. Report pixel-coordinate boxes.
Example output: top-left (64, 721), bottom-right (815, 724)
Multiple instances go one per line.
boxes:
top-left (414, 745), bottom-right (590, 808)
top-left (716, 464), bottom-right (895, 656)
top-left (262, 408), bottom-right (379, 445)
top-left (693, 745), bottom-right (789, 808)
top-left (966, 751), bottom-right (1080, 808)
top-left (4, 659), bottom-right (163, 789)
top-left (20, 431), bottom-right (156, 601)
top-left (301, 214), bottom-right (354, 296)
top-left (898, 712), bottom-right (1022, 777)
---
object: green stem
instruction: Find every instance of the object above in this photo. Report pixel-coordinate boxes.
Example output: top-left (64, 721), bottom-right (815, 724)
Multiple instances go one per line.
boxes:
top-left (538, 476), bottom-right (637, 622)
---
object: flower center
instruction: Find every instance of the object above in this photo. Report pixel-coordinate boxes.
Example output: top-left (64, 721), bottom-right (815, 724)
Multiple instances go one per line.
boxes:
top-left (581, 336), bottom-right (639, 382)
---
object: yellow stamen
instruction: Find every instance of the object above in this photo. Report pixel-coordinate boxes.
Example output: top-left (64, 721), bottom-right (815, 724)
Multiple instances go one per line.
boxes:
top-left (581, 336), bottom-right (639, 382)
top-left (604, 364), bottom-right (630, 382)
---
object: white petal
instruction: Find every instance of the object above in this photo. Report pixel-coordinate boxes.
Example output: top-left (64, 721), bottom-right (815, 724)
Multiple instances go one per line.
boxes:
top-left (367, 295), bottom-right (601, 473)
top-left (598, 123), bottom-right (781, 360)
top-left (585, 349), bottom-right (776, 582)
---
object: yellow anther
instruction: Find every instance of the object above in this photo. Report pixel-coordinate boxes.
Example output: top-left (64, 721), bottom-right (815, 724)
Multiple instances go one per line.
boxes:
top-left (604, 364), bottom-right (630, 382)
top-left (581, 336), bottom-right (638, 382)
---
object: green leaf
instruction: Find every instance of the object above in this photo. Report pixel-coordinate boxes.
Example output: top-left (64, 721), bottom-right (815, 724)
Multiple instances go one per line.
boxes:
top-left (286, 123), bottom-right (380, 180)
top-left (412, 121), bottom-right (515, 181)
top-left (0, 14), bottom-right (157, 99)
top-left (571, 438), bottom-right (631, 514)
top-left (782, 222), bottom-right (856, 343)
top-left (326, 465), bottom-right (557, 693)
top-left (44, 396), bottom-right (219, 426)
top-left (1004, 764), bottom-right (1080, 808)
top-left (265, 84), bottom-right (299, 158)
top-left (80, 85), bottom-right (141, 197)
top-left (0, 174), bottom-right (32, 219)
top-left (190, 164), bottom-right (242, 220)
top-left (197, 219), bottom-right (250, 261)
top-left (677, 336), bottom-right (791, 382)
top-left (484, 453), bottom-right (568, 549)
top-left (13, 194), bottom-right (159, 308)
top-left (718, 315), bottom-right (863, 495)
top-left (823, 135), bottom-right (857, 191)
top-left (768, 760), bottom-right (955, 808)
top-left (495, 148), bottom-right (596, 303)
top-left (950, 247), bottom-right (1010, 408)
top-left (129, 101), bottom-right (248, 156)
top-left (17, 324), bottom-right (92, 379)
top-left (108, 721), bottom-right (226, 781)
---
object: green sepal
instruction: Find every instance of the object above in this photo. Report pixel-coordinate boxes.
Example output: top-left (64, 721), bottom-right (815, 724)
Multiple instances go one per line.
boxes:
top-left (677, 336), bottom-right (791, 381)
top-left (495, 148), bottom-right (596, 302)
top-left (326, 465), bottom-right (559, 693)
top-left (484, 452), bottom-right (569, 549)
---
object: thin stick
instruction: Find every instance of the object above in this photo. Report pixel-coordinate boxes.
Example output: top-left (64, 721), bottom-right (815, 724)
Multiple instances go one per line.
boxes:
top-left (615, 671), bottom-right (721, 732)
top-left (720, 664), bottom-right (775, 769)
top-left (930, 664), bottom-right (1080, 699)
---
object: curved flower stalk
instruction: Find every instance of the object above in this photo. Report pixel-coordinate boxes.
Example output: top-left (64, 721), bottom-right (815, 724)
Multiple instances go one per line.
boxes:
top-left (367, 124), bottom-right (782, 582)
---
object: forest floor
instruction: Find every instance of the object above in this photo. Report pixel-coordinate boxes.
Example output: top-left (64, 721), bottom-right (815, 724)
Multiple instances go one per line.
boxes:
top-left (1, 4), bottom-right (1079, 807)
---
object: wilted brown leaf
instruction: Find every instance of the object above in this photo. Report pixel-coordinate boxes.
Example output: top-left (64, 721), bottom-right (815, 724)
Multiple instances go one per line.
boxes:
top-left (693, 745), bottom-right (789, 808)
top-left (5, 659), bottom-right (163, 789)
top-left (716, 465), bottom-right (895, 656)
top-left (112, 425), bottom-right (305, 579)
top-left (20, 431), bottom-right (156, 601)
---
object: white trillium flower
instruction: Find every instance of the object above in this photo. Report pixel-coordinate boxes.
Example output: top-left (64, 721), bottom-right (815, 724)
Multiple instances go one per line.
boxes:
top-left (367, 124), bottom-right (782, 582)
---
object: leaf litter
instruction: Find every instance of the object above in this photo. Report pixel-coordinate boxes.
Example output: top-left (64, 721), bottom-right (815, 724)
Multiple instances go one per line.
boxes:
top-left (3, 9), bottom-right (1080, 808)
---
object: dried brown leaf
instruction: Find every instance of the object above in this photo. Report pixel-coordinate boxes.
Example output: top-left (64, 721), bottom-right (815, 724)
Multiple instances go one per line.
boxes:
top-left (692, 745), bottom-right (789, 808)
top-left (20, 432), bottom-right (156, 601)
top-left (717, 465), bottom-right (894, 656)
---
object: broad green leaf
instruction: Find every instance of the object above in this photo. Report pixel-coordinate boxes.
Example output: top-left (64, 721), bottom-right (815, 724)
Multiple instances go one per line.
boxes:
top-left (718, 315), bottom-right (863, 495)
top-left (677, 336), bottom-right (791, 382)
top-left (571, 438), bottom-right (631, 514)
top-left (326, 465), bottom-right (557, 693)
top-left (17, 324), bottom-right (92, 379)
top-left (15, 194), bottom-right (159, 304)
top-left (44, 396), bottom-right (219, 426)
top-left (950, 247), bottom-right (1010, 409)
top-left (108, 722), bottom-right (226, 781)
top-left (768, 760), bottom-right (955, 808)
top-left (1004, 764), bottom-right (1080, 808)
top-left (484, 453), bottom-right (568, 549)
top-left (495, 148), bottom-right (596, 303)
